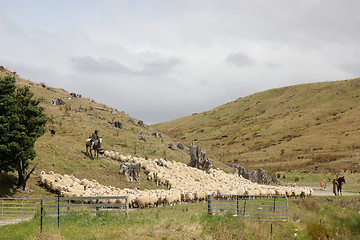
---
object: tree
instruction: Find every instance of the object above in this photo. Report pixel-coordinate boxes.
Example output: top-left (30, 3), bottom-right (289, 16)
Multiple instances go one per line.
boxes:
top-left (0, 76), bottom-right (48, 191)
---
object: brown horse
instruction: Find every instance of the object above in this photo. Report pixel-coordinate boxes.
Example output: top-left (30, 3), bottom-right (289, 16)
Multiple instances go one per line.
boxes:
top-left (85, 138), bottom-right (102, 159)
top-left (333, 176), bottom-right (346, 196)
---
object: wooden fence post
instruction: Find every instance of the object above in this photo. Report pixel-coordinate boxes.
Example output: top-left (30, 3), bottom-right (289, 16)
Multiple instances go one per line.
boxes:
top-left (96, 198), bottom-right (99, 215)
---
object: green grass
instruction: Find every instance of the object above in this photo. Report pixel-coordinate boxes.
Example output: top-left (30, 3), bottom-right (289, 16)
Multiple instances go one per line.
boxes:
top-left (275, 170), bottom-right (360, 191)
top-left (1, 197), bottom-right (360, 240)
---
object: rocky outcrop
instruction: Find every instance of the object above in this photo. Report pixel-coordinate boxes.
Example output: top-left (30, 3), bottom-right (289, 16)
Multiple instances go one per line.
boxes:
top-left (189, 143), bottom-right (212, 173)
top-left (235, 166), bottom-right (277, 185)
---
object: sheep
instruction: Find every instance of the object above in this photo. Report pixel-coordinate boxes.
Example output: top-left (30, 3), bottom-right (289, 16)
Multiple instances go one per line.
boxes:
top-left (195, 191), bottom-right (207, 202)
top-left (293, 189), bottom-right (302, 197)
top-left (275, 188), bottom-right (286, 196)
top-left (39, 172), bottom-right (47, 185)
top-left (136, 196), bottom-right (151, 208)
top-left (181, 192), bottom-right (195, 202)
top-left (51, 181), bottom-right (68, 193)
top-left (39, 160), bottom-right (313, 210)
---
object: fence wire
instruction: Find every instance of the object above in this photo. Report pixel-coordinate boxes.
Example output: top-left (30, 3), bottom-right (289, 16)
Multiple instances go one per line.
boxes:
top-left (207, 195), bottom-right (288, 222)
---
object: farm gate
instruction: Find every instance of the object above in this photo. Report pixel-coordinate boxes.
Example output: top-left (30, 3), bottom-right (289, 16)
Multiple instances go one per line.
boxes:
top-left (0, 198), bottom-right (39, 226)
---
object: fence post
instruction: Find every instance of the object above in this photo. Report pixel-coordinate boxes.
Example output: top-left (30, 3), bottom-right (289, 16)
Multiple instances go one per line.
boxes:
top-left (57, 195), bottom-right (60, 230)
top-left (2, 199), bottom-right (3, 218)
top-left (21, 199), bottom-right (24, 220)
top-left (258, 197), bottom-right (261, 223)
top-left (243, 199), bottom-right (246, 218)
top-left (286, 197), bottom-right (289, 222)
top-left (96, 198), bottom-right (99, 216)
top-left (40, 199), bottom-right (44, 235)
top-left (273, 197), bottom-right (276, 212)
top-left (237, 195), bottom-right (239, 216)
top-left (207, 194), bottom-right (212, 215)
top-left (125, 196), bottom-right (129, 217)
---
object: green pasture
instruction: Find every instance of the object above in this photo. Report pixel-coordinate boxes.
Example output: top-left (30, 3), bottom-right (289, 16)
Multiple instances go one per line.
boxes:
top-left (1, 196), bottom-right (359, 240)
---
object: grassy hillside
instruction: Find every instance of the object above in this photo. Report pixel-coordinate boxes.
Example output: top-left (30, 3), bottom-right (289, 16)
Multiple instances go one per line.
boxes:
top-left (1, 67), bottom-right (212, 198)
top-left (154, 78), bottom-right (360, 173)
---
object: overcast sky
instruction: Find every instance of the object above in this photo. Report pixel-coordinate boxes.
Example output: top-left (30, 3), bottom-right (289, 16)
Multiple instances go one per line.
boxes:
top-left (1, 1), bottom-right (360, 124)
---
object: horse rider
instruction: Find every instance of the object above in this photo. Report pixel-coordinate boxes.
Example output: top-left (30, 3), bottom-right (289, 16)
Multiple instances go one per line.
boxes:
top-left (91, 130), bottom-right (99, 150)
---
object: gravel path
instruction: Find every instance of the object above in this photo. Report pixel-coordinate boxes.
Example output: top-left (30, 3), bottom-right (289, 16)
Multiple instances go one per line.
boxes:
top-left (0, 217), bottom-right (33, 226)
top-left (311, 187), bottom-right (360, 196)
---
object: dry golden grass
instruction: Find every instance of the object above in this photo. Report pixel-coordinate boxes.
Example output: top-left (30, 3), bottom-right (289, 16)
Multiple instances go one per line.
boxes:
top-left (155, 78), bottom-right (360, 174)
top-left (0, 69), bottom-right (193, 198)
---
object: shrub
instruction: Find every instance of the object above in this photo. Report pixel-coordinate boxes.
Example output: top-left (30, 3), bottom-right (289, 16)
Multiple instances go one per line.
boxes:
top-left (307, 222), bottom-right (333, 240)
top-left (303, 198), bottom-right (320, 211)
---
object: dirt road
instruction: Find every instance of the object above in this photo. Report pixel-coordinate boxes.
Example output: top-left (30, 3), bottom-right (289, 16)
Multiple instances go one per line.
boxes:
top-left (311, 186), bottom-right (360, 196)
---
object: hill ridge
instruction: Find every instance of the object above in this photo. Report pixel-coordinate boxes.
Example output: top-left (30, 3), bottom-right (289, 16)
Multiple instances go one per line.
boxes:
top-left (154, 77), bottom-right (360, 173)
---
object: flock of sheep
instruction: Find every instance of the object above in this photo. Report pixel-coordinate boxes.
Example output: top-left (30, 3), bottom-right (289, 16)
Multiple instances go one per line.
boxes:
top-left (39, 152), bottom-right (313, 208)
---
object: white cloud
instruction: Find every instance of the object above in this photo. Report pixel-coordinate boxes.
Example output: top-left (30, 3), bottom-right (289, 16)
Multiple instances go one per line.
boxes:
top-left (225, 52), bottom-right (256, 68)
top-left (1, 0), bottom-right (360, 124)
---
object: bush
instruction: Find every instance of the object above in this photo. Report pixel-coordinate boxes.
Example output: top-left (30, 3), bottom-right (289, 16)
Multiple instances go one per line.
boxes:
top-left (307, 222), bottom-right (333, 240)
top-left (303, 198), bottom-right (320, 211)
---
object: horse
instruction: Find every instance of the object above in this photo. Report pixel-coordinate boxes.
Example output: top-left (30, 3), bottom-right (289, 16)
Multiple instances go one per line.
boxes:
top-left (333, 176), bottom-right (346, 196)
top-left (85, 138), bottom-right (102, 159)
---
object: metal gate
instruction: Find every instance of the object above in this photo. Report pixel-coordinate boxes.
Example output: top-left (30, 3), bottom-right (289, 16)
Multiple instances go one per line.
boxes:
top-left (0, 198), bottom-right (39, 226)
top-left (207, 195), bottom-right (288, 222)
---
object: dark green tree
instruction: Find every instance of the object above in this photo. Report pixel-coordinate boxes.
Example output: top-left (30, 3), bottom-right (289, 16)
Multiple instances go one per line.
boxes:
top-left (0, 76), bottom-right (48, 191)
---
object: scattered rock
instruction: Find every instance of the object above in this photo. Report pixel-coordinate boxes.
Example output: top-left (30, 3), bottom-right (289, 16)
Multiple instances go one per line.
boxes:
top-left (110, 121), bottom-right (123, 129)
top-left (51, 98), bottom-right (66, 106)
top-left (69, 93), bottom-right (82, 98)
top-left (176, 143), bottom-right (185, 150)
top-left (152, 131), bottom-right (162, 138)
top-left (138, 136), bottom-right (146, 141)
top-left (138, 120), bottom-right (146, 128)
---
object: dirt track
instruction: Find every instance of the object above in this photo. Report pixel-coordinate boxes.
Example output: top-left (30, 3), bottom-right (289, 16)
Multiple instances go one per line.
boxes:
top-left (311, 187), bottom-right (360, 196)
top-left (0, 217), bottom-right (33, 226)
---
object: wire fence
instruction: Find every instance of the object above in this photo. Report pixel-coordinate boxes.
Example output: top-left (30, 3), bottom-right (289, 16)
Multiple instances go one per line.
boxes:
top-left (0, 196), bottom-right (128, 230)
top-left (207, 195), bottom-right (288, 222)
top-left (40, 196), bottom-right (128, 235)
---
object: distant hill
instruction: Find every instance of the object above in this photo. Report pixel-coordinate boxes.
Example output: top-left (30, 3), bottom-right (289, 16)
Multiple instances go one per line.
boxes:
top-left (154, 78), bottom-right (360, 173)
top-left (1, 67), bottom-right (211, 198)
